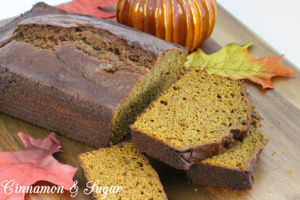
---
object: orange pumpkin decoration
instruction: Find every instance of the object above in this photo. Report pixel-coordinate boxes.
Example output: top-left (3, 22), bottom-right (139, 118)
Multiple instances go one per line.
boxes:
top-left (116, 0), bottom-right (217, 51)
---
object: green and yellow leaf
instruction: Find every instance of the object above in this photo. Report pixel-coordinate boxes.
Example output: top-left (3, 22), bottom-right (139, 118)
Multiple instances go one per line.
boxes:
top-left (185, 42), bottom-right (295, 89)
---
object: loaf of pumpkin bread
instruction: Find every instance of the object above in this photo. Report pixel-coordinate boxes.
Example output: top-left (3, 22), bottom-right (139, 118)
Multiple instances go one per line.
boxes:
top-left (0, 3), bottom-right (187, 147)
top-left (131, 69), bottom-right (251, 170)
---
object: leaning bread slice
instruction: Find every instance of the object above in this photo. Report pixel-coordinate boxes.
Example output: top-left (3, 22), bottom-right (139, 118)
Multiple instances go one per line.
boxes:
top-left (131, 69), bottom-right (251, 170)
top-left (78, 142), bottom-right (167, 200)
top-left (187, 104), bottom-right (268, 189)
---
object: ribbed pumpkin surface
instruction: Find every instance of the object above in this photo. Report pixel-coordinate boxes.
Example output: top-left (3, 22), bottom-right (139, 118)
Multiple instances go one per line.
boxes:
top-left (117, 0), bottom-right (217, 51)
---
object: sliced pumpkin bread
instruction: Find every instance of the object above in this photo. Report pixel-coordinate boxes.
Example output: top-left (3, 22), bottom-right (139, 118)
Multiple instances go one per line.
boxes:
top-left (131, 69), bottom-right (251, 170)
top-left (78, 142), bottom-right (167, 200)
top-left (187, 104), bottom-right (268, 189)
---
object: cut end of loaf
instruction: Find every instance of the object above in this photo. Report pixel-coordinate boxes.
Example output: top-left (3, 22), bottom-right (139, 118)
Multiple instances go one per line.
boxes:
top-left (109, 49), bottom-right (188, 144)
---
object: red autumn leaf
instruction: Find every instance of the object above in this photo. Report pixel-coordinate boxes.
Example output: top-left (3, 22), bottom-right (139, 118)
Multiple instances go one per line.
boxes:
top-left (0, 132), bottom-right (77, 200)
top-left (57, 0), bottom-right (117, 19)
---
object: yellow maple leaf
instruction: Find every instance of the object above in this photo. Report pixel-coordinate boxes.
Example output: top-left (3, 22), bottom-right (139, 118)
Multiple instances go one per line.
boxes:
top-left (184, 42), bottom-right (295, 89)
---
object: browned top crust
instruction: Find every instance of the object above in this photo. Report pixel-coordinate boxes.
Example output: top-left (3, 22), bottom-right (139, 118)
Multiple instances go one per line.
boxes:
top-left (0, 2), bottom-right (186, 54)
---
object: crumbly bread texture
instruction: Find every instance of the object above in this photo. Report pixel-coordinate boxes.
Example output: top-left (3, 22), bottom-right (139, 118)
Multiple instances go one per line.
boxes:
top-left (187, 104), bottom-right (268, 189)
top-left (131, 69), bottom-right (251, 170)
top-left (78, 142), bottom-right (167, 200)
top-left (0, 3), bottom-right (187, 147)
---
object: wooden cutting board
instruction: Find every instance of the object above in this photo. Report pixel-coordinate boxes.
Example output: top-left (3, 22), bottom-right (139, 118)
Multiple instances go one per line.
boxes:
top-left (0, 4), bottom-right (299, 200)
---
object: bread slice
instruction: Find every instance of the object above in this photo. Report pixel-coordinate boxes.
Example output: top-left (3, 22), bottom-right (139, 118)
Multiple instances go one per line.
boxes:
top-left (78, 142), bottom-right (167, 200)
top-left (187, 104), bottom-right (268, 189)
top-left (131, 69), bottom-right (251, 170)
top-left (0, 3), bottom-right (187, 147)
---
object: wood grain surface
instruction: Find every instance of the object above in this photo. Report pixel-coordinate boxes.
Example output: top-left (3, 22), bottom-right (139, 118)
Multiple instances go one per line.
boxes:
top-left (0, 4), bottom-right (299, 200)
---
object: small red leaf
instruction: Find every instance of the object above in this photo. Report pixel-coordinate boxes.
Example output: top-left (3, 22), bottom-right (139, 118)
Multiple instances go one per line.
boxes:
top-left (0, 132), bottom-right (77, 200)
top-left (57, 0), bottom-right (117, 19)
